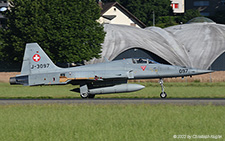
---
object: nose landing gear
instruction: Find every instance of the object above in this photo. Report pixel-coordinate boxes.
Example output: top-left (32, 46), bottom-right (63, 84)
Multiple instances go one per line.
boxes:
top-left (159, 78), bottom-right (167, 98)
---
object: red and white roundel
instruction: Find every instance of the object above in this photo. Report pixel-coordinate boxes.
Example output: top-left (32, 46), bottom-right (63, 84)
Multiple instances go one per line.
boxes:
top-left (32, 54), bottom-right (41, 62)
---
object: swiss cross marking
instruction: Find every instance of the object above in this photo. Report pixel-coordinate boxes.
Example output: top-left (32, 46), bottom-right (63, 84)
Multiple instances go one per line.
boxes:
top-left (141, 66), bottom-right (146, 71)
top-left (33, 54), bottom-right (41, 62)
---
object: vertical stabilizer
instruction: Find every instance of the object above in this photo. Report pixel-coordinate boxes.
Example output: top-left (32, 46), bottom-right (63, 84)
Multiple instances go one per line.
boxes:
top-left (21, 43), bottom-right (60, 75)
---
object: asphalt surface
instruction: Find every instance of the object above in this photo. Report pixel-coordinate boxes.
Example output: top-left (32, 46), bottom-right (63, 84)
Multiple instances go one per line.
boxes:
top-left (0, 98), bottom-right (225, 105)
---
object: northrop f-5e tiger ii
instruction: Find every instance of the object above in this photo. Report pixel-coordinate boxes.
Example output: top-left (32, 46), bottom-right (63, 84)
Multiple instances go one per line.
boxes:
top-left (10, 43), bottom-right (213, 98)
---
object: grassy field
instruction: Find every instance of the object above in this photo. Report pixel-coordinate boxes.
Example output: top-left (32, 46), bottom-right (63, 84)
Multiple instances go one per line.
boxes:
top-left (0, 104), bottom-right (224, 141)
top-left (1, 82), bottom-right (225, 99)
top-left (1, 82), bottom-right (225, 140)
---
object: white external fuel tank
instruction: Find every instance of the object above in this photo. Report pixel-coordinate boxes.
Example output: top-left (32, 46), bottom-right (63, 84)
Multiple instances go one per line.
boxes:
top-left (88, 84), bottom-right (145, 94)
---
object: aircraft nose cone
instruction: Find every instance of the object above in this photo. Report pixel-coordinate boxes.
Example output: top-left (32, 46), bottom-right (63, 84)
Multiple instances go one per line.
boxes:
top-left (190, 69), bottom-right (214, 75)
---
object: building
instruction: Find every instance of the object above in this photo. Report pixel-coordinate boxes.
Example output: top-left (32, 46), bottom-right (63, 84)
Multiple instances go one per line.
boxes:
top-left (170, 0), bottom-right (185, 14)
top-left (97, 1), bottom-right (146, 28)
top-left (185, 0), bottom-right (225, 16)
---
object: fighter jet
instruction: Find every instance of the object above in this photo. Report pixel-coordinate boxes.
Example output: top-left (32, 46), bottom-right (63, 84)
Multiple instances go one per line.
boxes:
top-left (10, 43), bottom-right (213, 98)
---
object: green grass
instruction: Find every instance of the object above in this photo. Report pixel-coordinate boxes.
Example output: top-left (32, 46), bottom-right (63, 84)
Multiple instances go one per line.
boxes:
top-left (0, 104), bottom-right (224, 141)
top-left (2, 82), bottom-right (225, 99)
top-left (2, 82), bottom-right (225, 140)
top-left (1, 83), bottom-right (77, 99)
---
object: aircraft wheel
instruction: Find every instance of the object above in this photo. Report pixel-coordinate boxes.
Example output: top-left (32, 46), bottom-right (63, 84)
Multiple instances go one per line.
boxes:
top-left (88, 94), bottom-right (95, 99)
top-left (160, 92), bottom-right (167, 98)
top-left (80, 93), bottom-right (89, 99)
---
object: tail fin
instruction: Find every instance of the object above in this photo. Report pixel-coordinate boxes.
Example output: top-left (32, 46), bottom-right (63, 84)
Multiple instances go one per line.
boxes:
top-left (21, 43), bottom-right (60, 75)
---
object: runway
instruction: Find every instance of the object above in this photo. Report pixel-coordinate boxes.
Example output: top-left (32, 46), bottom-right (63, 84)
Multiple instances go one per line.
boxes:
top-left (0, 98), bottom-right (225, 105)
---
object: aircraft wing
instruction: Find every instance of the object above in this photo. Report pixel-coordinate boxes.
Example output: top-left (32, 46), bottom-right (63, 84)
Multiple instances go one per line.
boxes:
top-left (64, 70), bottom-right (134, 84)
top-left (69, 70), bottom-right (142, 96)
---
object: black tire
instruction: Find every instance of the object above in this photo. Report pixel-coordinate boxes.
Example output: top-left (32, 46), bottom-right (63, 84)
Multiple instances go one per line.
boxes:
top-left (88, 94), bottom-right (95, 99)
top-left (160, 92), bottom-right (167, 98)
top-left (80, 93), bottom-right (89, 99)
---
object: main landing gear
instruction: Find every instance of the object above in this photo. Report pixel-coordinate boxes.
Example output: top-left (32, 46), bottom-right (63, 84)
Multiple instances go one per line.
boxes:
top-left (159, 78), bottom-right (167, 98)
top-left (80, 84), bottom-right (95, 99)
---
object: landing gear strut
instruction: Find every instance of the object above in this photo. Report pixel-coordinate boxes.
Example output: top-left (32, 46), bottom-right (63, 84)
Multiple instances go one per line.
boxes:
top-left (159, 78), bottom-right (167, 98)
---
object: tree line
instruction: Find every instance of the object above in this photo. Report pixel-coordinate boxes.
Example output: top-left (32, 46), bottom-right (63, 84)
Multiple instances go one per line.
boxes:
top-left (102, 0), bottom-right (202, 27)
top-left (0, 0), bottom-right (224, 66)
top-left (102, 0), bottom-right (225, 26)
top-left (0, 0), bottom-right (105, 65)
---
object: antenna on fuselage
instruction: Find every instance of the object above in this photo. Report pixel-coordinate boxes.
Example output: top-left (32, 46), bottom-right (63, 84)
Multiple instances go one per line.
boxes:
top-left (103, 57), bottom-right (110, 63)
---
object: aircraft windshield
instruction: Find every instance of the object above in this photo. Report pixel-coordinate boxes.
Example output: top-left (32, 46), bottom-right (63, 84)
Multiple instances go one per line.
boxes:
top-left (132, 58), bottom-right (158, 64)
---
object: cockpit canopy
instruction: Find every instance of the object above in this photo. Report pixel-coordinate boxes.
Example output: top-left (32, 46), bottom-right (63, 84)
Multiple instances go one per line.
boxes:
top-left (132, 58), bottom-right (159, 64)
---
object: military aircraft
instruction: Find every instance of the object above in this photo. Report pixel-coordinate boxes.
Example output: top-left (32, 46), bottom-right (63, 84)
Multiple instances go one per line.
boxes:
top-left (10, 43), bottom-right (213, 98)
